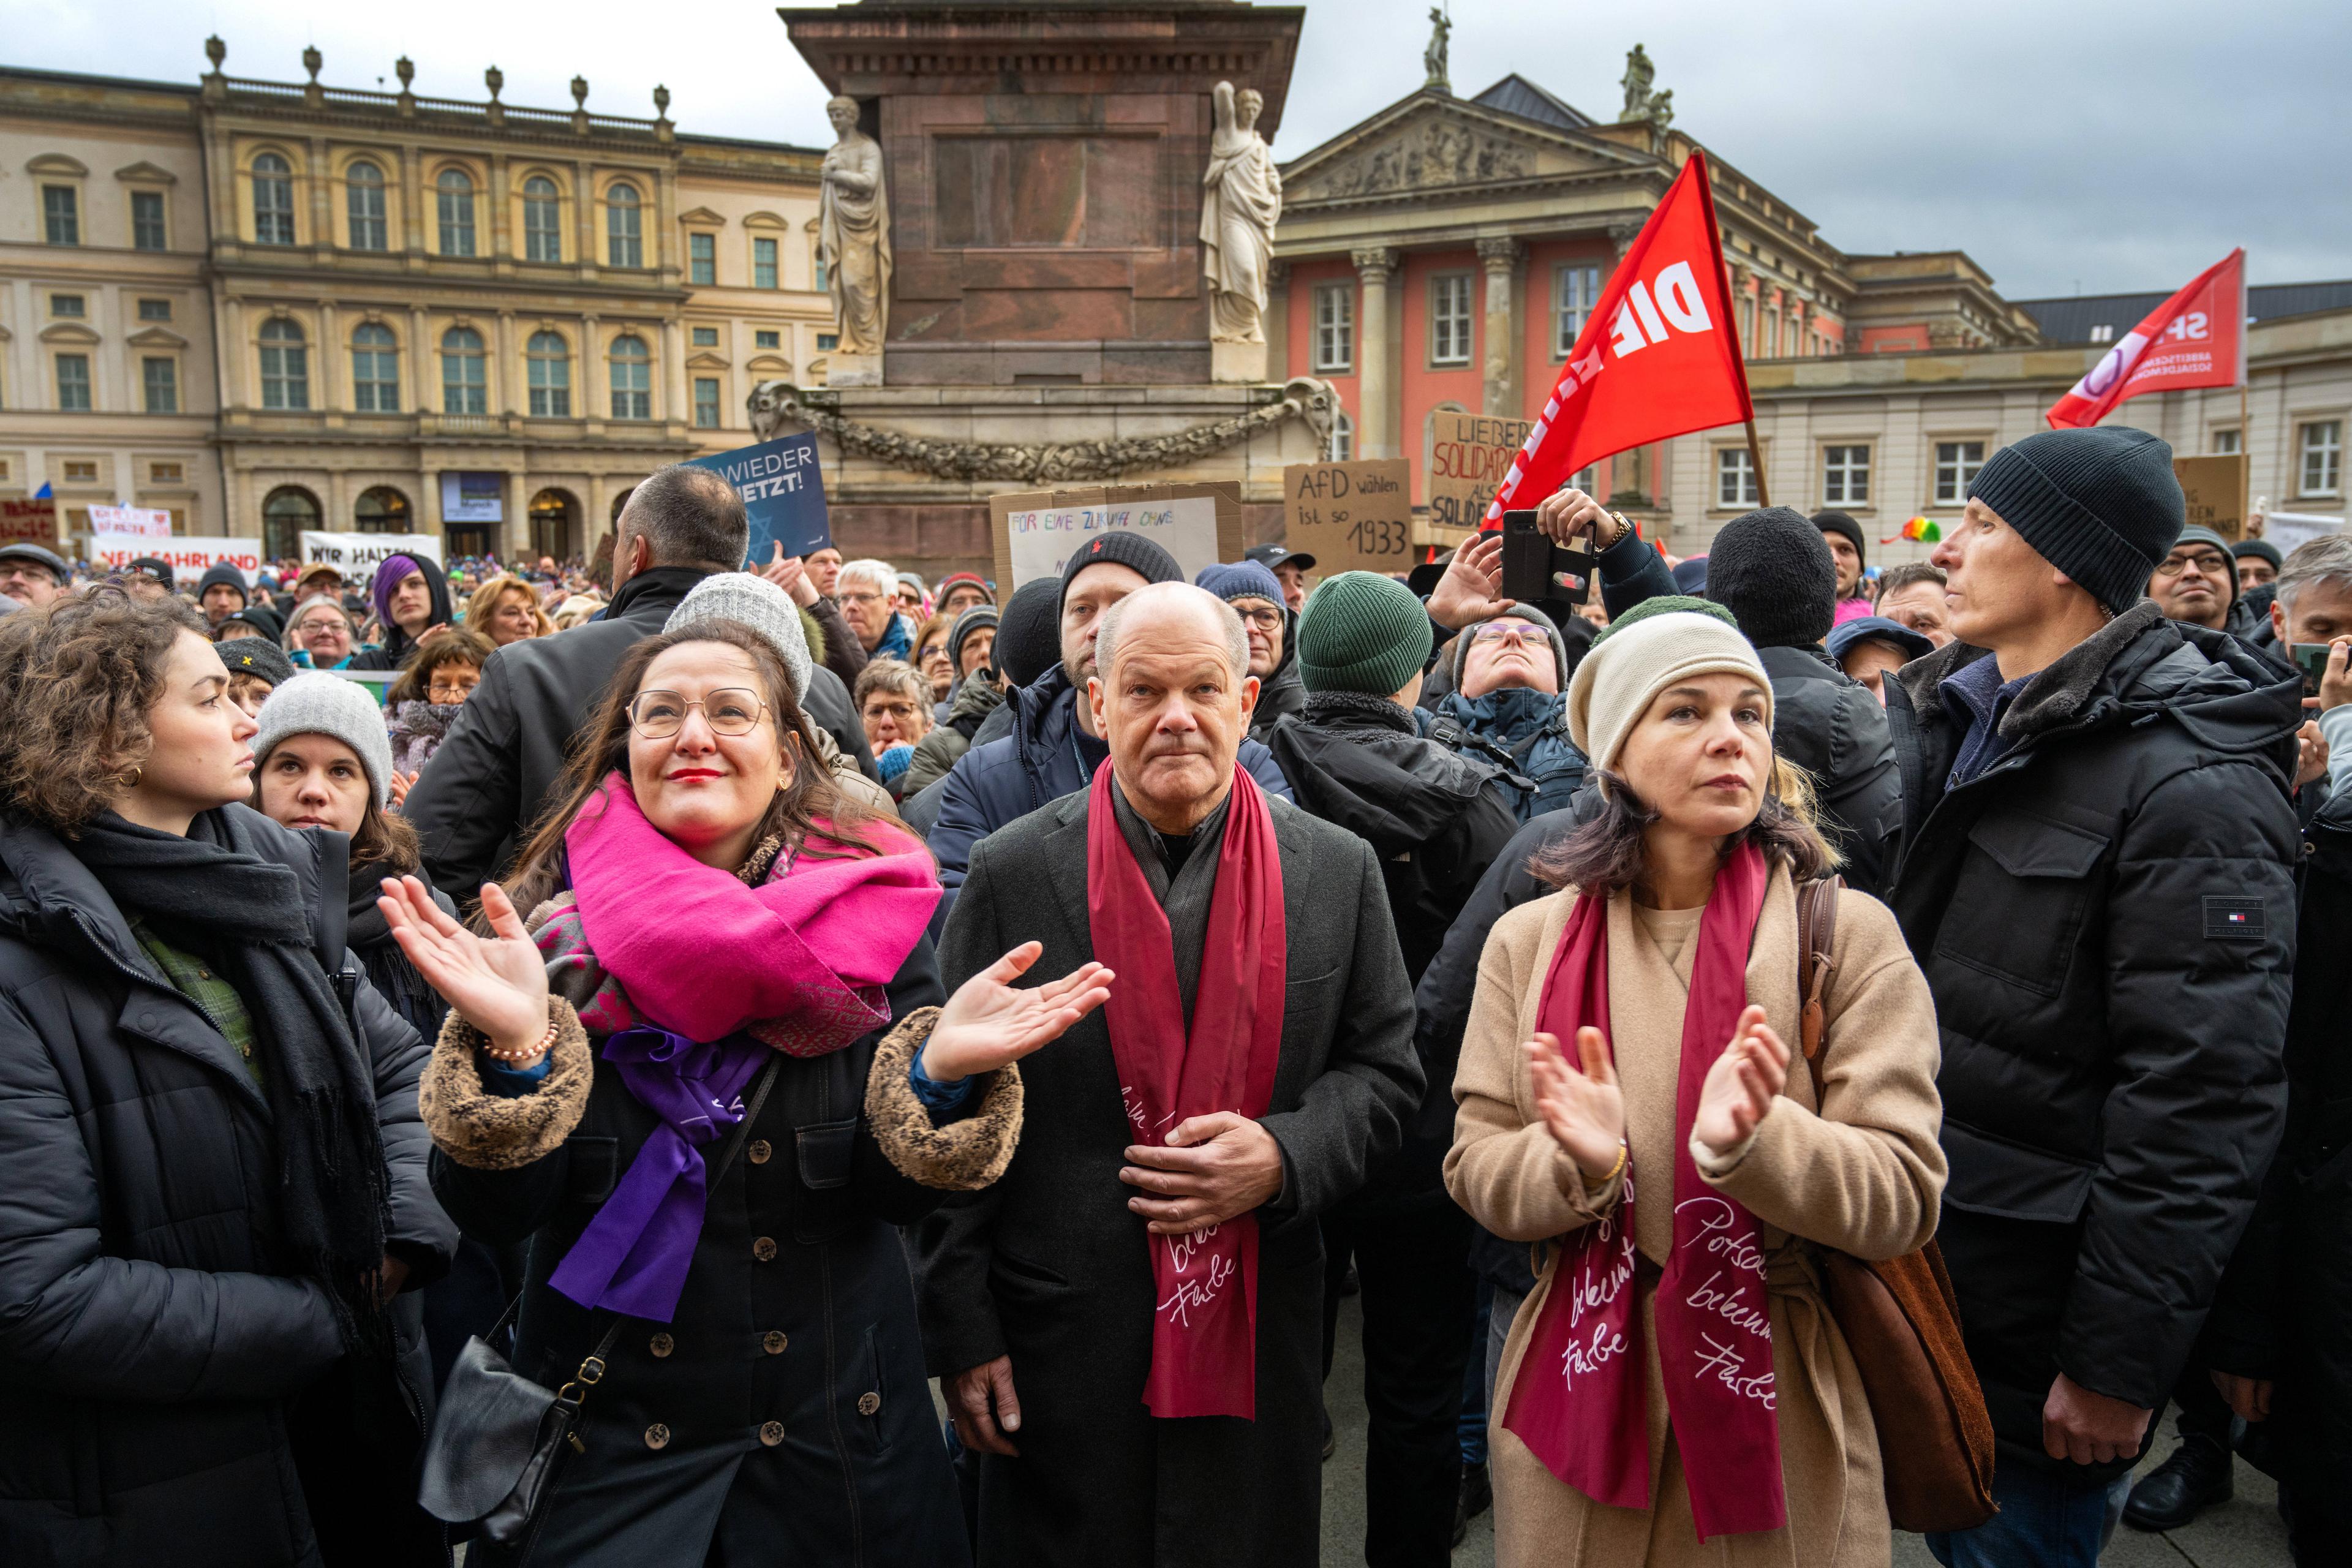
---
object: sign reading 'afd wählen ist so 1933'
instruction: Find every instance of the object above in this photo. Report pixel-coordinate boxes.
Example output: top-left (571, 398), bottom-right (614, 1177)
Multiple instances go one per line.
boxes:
top-left (688, 431), bottom-right (832, 565)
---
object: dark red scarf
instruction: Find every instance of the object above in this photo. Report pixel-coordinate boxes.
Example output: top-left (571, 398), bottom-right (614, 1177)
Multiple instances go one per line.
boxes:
top-left (1501, 841), bottom-right (1785, 1539)
top-left (1085, 760), bottom-right (1286, 1419)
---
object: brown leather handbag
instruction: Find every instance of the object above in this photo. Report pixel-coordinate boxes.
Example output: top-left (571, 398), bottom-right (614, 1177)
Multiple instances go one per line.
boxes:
top-left (1794, 876), bottom-right (1999, 1534)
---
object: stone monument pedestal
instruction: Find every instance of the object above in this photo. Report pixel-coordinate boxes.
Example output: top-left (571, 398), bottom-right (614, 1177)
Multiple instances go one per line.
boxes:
top-left (1212, 339), bottom-right (1270, 385)
top-left (826, 352), bottom-right (884, 389)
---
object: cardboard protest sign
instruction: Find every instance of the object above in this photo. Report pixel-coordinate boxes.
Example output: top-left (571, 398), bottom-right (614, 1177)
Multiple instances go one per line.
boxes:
top-left (2266, 511), bottom-right (2346, 558)
top-left (88, 504), bottom-right (173, 539)
top-left (2173, 454), bottom-right (2248, 542)
top-left (92, 534), bottom-right (262, 586)
top-left (990, 482), bottom-right (1242, 589)
top-left (1429, 412), bottom-right (1534, 531)
top-left (0, 497), bottom-right (58, 544)
top-left (1283, 459), bottom-right (1413, 579)
top-left (687, 432), bottom-right (831, 567)
top-left (300, 532), bottom-right (445, 574)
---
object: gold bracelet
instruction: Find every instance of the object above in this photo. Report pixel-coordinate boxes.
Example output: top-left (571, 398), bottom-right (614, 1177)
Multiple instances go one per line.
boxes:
top-left (482, 1013), bottom-right (558, 1065)
top-left (1583, 1140), bottom-right (1627, 1192)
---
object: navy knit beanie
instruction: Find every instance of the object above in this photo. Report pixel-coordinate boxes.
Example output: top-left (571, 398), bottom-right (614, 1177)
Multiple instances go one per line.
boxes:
top-left (1194, 560), bottom-right (1287, 607)
top-left (1968, 427), bottom-right (2184, 614)
top-left (1057, 531), bottom-right (1183, 612)
top-left (1706, 508), bottom-right (1838, 649)
top-left (1297, 571), bottom-right (1431, 696)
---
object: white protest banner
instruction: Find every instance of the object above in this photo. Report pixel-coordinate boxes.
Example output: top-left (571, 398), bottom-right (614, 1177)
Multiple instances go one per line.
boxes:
top-left (88, 504), bottom-right (174, 539)
top-left (2264, 511), bottom-right (2346, 558)
top-left (990, 483), bottom-right (1242, 589)
top-left (92, 534), bottom-right (263, 586)
top-left (300, 532), bottom-right (445, 575)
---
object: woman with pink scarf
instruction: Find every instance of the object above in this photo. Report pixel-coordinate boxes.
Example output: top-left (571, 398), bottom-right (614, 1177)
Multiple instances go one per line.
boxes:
top-left (383, 619), bottom-right (1109, 1567)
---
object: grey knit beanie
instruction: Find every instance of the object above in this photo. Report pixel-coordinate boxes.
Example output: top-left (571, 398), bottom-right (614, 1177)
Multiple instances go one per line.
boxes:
top-left (253, 671), bottom-right (396, 807)
top-left (1451, 603), bottom-right (1570, 690)
top-left (665, 572), bottom-right (813, 701)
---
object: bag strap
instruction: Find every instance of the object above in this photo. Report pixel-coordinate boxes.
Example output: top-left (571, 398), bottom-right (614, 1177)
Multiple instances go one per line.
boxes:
top-left (311, 827), bottom-right (352, 980)
top-left (530, 1053), bottom-right (788, 1393)
top-left (1795, 875), bottom-right (1844, 1104)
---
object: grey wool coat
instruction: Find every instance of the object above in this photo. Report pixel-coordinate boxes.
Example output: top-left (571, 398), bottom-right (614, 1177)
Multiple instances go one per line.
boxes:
top-left (914, 785), bottom-right (1424, 1568)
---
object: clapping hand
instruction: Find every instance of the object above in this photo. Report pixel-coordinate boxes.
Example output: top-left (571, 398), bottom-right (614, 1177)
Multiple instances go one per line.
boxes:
top-left (919, 941), bottom-right (1112, 1083)
top-left (1692, 1004), bottom-right (1790, 1158)
top-left (378, 876), bottom-right (552, 1060)
top-left (759, 543), bottom-right (820, 608)
top-left (1524, 1028), bottom-right (1626, 1183)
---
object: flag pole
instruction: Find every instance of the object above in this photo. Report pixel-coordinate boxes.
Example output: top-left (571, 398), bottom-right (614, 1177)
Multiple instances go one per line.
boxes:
top-left (1743, 417), bottom-right (1770, 508)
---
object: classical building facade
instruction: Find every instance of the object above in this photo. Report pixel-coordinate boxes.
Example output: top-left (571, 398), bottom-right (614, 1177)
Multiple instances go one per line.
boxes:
top-left (1, 43), bottom-right (829, 561)
top-left (1267, 55), bottom-right (2351, 560)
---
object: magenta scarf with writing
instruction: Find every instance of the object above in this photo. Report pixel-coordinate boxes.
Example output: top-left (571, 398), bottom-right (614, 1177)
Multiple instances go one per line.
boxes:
top-left (1501, 841), bottom-right (1785, 1540)
top-left (1085, 761), bottom-right (1284, 1420)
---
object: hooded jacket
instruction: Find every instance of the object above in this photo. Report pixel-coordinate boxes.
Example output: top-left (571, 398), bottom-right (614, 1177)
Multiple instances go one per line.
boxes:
top-left (901, 671), bottom-right (1005, 799)
top-left (0, 806), bottom-right (453, 1564)
top-left (925, 663), bottom-right (1294, 914)
top-left (1431, 686), bottom-right (1580, 822)
top-left (1753, 643), bottom-right (1902, 897)
top-left (349, 554), bottom-right (453, 671)
top-left (1883, 601), bottom-right (2300, 1480)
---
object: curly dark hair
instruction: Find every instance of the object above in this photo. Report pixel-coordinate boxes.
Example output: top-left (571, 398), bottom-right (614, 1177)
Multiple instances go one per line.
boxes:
top-left (0, 588), bottom-right (207, 836)
top-left (1531, 756), bottom-right (1838, 899)
top-left (385, 626), bottom-right (497, 707)
top-left (499, 621), bottom-right (899, 921)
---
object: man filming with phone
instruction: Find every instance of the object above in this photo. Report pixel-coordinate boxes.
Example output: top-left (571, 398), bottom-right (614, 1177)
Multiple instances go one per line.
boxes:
top-left (1420, 488), bottom-right (1675, 820)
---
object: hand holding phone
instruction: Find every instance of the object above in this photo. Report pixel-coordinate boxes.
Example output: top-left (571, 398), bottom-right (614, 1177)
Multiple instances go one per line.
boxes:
top-left (1501, 510), bottom-right (1600, 606)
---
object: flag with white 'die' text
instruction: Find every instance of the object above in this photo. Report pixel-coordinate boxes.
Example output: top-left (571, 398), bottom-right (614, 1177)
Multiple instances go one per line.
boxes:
top-left (1483, 150), bottom-right (1754, 527)
top-left (2046, 249), bottom-right (2245, 429)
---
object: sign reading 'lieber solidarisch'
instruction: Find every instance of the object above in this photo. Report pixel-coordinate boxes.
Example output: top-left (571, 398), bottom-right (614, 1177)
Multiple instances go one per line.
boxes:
top-left (1429, 415), bottom-right (1535, 531)
top-left (1283, 459), bottom-right (1413, 578)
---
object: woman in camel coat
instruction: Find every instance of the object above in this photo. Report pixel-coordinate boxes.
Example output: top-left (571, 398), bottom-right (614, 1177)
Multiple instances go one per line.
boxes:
top-left (1445, 603), bottom-right (1945, 1568)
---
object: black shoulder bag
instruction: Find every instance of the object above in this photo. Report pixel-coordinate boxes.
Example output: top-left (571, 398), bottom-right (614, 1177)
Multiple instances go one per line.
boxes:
top-left (418, 1055), bottom-right (783, 1551)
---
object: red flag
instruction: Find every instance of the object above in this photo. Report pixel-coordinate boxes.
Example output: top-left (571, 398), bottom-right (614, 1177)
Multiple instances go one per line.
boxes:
top-left (1483, 151), bottom-right (1752, 527)
top-left (2046, 249), bottom-right (2245, 428)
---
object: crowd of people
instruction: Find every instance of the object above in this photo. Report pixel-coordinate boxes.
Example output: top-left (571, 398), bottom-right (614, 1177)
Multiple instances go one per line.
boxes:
top-left (0, 426), bottom-right (2340, 1568)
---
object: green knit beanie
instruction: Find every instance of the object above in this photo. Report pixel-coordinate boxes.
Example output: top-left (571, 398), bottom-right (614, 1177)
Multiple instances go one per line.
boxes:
top-left (1297, 571), bottom-right (1432, 697)
top-left (1593, 593), bottom-right (1737, 644)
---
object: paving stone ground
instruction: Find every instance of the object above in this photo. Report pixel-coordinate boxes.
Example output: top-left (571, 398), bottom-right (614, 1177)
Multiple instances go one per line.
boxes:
top-left (1318, 1294), bottom-right (2293, 1567)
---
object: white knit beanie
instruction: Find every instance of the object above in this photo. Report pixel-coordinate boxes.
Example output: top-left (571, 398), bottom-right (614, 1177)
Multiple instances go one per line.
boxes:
top-left (1566, 609), bottom-right (1772, 794)
top-left (252, 671), bottom-right (397, 807)
top-left (665, 573), bottom-right (813, 701)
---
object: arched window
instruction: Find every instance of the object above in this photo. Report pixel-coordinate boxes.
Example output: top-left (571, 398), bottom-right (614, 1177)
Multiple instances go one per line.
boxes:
top-left (606, 183), bottom-right (643, 269)
top-left (437, 169), bottom-right (476, 258)
top-left (346, 161), bottom-right (387, 251)
top-left (529, 488), bottom-right (579, 560)
top-left (608, 334), bottom-right (650, 420)
top-left (522, 175), bottom-right (562, 263)
top-left (354, 486), bottom-right (411, 533)
top-left (351, 322), bottom-right (399, 412)
top-left (252, 153), bottom-right (295, 246)
top-left (812, 237), bottom-right (828, 293)
top-left (441, 326), bottom-right (487, 414)
top-left (258, 317), bottom-right (309, 409)
top-left (526, 330), bottom-right (571, 417)
top-left (262, 485), bottom-right (320, 560)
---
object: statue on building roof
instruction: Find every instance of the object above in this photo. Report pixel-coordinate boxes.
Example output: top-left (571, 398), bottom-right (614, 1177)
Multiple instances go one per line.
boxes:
top-left (1423, 6), bottom-right (1451, 94)
top-left (1618, 43), bottom-right (1674, 133)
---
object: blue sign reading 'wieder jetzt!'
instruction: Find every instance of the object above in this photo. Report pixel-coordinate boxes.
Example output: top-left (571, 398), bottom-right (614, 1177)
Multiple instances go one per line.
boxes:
top-left (687, 431), bottom-right (831, 567)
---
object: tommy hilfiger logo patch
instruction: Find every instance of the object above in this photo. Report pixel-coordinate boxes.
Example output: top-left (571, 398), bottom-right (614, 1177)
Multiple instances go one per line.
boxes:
top-left (2204, 897), bottom-right (2266, 941)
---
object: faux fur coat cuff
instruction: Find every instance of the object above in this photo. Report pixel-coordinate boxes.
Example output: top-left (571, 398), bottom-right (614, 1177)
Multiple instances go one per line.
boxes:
top-left (864, 1007), bottom-right (1023, 1191)
top-left (418, 997), bottom-right (594, 1170)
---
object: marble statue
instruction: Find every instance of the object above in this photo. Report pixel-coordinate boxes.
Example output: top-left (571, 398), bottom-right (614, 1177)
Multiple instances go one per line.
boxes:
top-left (1200, 81), bottom-right (1281, 345)
top-left (1619, 44), bottom-right (1673, 132)
top-left (1424, 6), bottom-right (1451, 91)
top-left (818, 95), bottom-right (890, 357)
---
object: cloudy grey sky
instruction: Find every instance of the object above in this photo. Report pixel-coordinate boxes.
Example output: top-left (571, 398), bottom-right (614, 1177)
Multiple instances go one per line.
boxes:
top-left (9, 0), bottom-right (2341, 300)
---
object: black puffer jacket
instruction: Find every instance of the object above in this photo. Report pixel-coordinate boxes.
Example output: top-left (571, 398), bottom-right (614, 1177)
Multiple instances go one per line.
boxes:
top-left (2201, 780), bottom-right (2352, 1495)
top-left (1266, 692), bottom-right (1520, 1164)
top-left (1755, 643), bottom-right (1902, 897)
top-left (1883, 602), bottom-right (2300, 1480)
top-left (0, 807), bottom-right (453, 1566)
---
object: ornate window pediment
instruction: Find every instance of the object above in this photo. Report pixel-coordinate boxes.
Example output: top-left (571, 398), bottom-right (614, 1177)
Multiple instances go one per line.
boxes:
top-left (127, 325), bottom-right (189, 349)
top-left (26, 153), bottom-right (89, 178)
top-left (684, 350), bottom-right (731, 371)
top-left (39, 320), bottom-right (102, 345)
top-left (1283, 100), bottom-right (1640, 204)
top-left (678, 206), bottom-right (726, 227)
top-left (743, 210), bottom-right (788, 231)
top-left (114, 160), bottom-right (177, 185)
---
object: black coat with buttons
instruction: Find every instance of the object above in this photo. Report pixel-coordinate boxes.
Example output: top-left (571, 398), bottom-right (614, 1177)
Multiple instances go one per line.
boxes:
top-left (429, 940), bottom-right (966, 1568)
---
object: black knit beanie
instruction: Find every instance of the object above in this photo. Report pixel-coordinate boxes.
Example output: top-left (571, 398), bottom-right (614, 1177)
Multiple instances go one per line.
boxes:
top-left (993, 578), bottom-right (1064, 687)
top-left (1812, 510), bottom-right (1866, 573)
top-left (1057, 531), bottom-right (1183, 613)
top-left (1968, 427), bottom-right (2184, 614)
top-left (1706, 508), bottom-right (1837, 649)
top-left (947, 604), bottom-right (1000, 672)
top-left (2232, 538), bottom-right (2283, 573)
